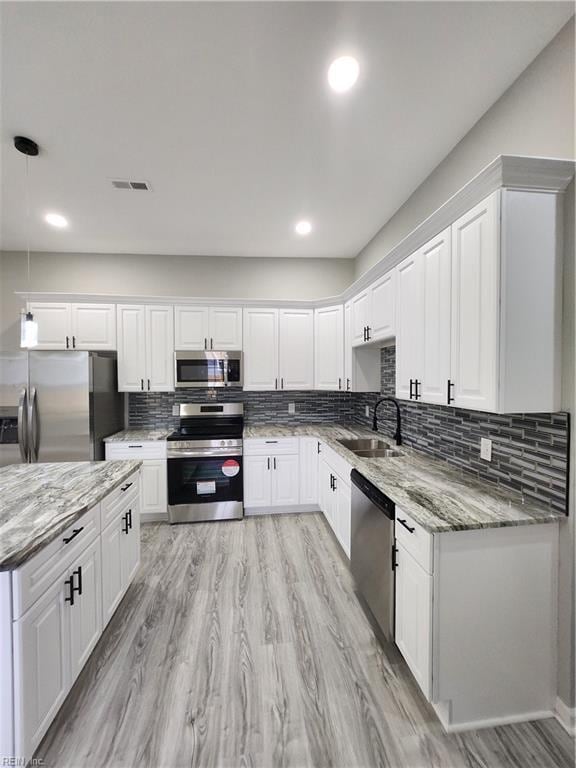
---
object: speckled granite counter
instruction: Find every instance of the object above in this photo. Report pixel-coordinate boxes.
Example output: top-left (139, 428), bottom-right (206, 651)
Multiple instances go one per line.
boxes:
top-left (104, 428), bottom-right (172, 442)
top-left (0, 461), bottom-right (141, 570)
top-left (244, 423), bottom-right (565, 533)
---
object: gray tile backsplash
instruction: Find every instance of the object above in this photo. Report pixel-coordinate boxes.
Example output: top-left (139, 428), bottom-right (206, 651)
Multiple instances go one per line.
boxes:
top-left (128, 345), bottom-right (569, 513)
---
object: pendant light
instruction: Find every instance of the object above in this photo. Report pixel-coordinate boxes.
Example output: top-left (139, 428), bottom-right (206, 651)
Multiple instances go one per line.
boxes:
top-left (15, 135), bottom-right (39, 348)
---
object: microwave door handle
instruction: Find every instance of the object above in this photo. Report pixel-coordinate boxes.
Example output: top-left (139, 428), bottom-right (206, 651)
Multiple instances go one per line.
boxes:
top-left (17, 387), bottom-right (28, 462)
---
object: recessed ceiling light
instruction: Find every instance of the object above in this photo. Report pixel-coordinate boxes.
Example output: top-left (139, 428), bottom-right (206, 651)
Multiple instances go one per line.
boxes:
top-left (328, 56), bottom-right (359, 93)
top-left (295, 220), bottom-right (312, 236)
top-left (44, 212), bottom-right (68, 229)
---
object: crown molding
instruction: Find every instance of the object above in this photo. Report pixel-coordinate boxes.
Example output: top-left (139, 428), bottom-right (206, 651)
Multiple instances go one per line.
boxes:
top-left (15, 155), bottom-right (574, 310)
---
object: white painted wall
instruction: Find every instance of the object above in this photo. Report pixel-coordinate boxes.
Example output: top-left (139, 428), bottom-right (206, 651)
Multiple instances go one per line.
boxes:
top-left (0, 251), bottom-right (353, 351)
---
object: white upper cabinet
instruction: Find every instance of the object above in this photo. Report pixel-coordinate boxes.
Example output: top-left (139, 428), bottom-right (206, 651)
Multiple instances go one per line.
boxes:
top-left (314, 305), bottom-right (344, 391)
top-left (420, 229), bottom-right (452, 404)
top-left (370, 271), bottom-right (396, 343)
top-left (243, 308), bottom-right (279, 390)
top-left (174, 306), bottom-right (209, 350)
top-left (350, 290), bottom-right (371, 346)
top-left (395, 253), bottom-right (424, 401)
top-left (278, 309), bottom-right (314, 390)
top-left (344, 301), bottom-right (381, 393)
top-left (117, 305), bottom-right (174, 392)
top-left (28, 302), bottom-right (116, 351)
top-left (174, 306), bottom-right (242, 351)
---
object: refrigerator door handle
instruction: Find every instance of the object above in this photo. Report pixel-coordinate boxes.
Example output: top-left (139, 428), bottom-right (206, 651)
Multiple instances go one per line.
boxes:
top-left (17, 388), bottom-right (28, 462)
top-left (28, 387), bottom-right (39, 463)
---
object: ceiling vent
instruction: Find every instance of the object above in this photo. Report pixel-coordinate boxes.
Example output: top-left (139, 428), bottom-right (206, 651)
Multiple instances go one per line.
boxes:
top-left (110, 179), bottom-right (151, 191)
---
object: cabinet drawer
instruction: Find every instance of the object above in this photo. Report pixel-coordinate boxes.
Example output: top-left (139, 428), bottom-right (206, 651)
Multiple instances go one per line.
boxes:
top-left (100, 472), bottom-right (140, 530)
top-left (12, 504), bottom-right (100, 620)
top-left (395, 508), bottom-right (433, 573)
top-left (244, 438), bottom-right (300, 455)
top-left (105, 442), bottom-right (166, 460)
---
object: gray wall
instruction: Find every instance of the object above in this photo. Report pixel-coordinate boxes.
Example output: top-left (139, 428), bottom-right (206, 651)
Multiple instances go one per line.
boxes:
top-left (0, 250), bottom-right (354, 351)
top-left (355, 19), bottom-right (575, 279)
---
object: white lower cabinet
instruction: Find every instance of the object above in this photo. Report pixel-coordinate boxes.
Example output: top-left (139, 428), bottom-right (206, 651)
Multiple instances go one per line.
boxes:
top-left (105, 442), bottom-right (167, 521)
top-left (318, 445), bottom-right (352, 557)
top-left (7, 470), bottom-right (141, 761)
top-left (244, 440), bottom-right (299, 511)
top-left (299, 437), bottom-right (319, 506)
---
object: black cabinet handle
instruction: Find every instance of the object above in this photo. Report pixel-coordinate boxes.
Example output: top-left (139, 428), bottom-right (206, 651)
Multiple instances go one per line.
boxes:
top-left (72, 566), bottom-right (83, 596)
top-left (127, 509), bottom-right (133, 529)
top-left (204, 338), bottom-right (207, 350)
top-left (366, 326), bottom-right (371, 341)
top-left (267, 457), bottom-right (270, 470)
top-left (447, 379), bottom-right (455, 404)
top-left (64, 575), bottom-right (75, 605)
top-left (329, 473), bottom-right (334, 490)
top-left (121, 482), bottom-right (133, 492)
top-left (210, 338), bottom-right (213, 350)
top-left (265, 440), bottom-right (278, 444)
top-left (397, 518), bottom-right (415, 533)
top-left (332, 476), bottom-right (337, 492)
top-left (391, 544), bottom-right (398, 570)
top-left (281, 378), bottom-right (284, 389)
top-left (363, 326), bottom-right (367, 342)
top-left (317, 441), bottom-right (321, 454)
top-left (65, 336), bottom-right (70, 349)
top-left (346, 378), bottom-right (351, 391)
top-left (63, 527), bottom-right (83, 545)
top-left (72, 336), bottom-right (76, 348)
top-left (338, 378), bottom-right (342, 390)
top-left (147, 379), bottom-right (151, 391)
top-left (141, 379), bottom-right (144, 391)
top-left (409, 379), bottom-right (414, 400)
top-left (414, 380), bottom-right (421, 400)
top-left (273, 457), bottom-right (277, 470)
top-left (275, 378), bottom-right (278, 390)
top-left (121, 513), bottom-right (129, 534)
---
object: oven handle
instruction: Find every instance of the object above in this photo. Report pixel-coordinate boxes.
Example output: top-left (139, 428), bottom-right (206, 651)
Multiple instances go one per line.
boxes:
top-left (167, 450), bottom-right (243, 458)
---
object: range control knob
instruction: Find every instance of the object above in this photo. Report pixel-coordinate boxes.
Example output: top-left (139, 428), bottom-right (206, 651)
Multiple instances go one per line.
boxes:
top-left (220, 440), bottom-right (225, 446)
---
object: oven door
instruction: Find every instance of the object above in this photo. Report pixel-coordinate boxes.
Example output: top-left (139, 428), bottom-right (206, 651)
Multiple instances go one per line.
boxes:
top-left (175, 351), bottom-right (242, 388)
top-left (167, 452), bottom-right (243, 523)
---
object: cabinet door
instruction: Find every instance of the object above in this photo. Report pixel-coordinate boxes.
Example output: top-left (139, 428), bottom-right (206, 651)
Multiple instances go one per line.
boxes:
top-left (279, 309), bottom-right (314, 390)
top-left (174, 306), bottom-right (209, 350)
top-left (420, 229), bottom-right (451, 404)
top-left (314, 305), bottom-right (344, 391)
top-left (145, 305), bottom-right (174, 392)
top-left (335, 478), bottom-right (351, 558)
top-left (450, 193), bottom-right (499, 412)
top-left (271, 454), bottom-right (300, 506)
top-left (101, 516), bottom-right (125, 626)
top-left (370, 272), bottom-right (395, 342)
top-left (209, 307), bottom-right (243, 350)
top-left (141, 459), bottom-right (167, 518)
top-left (344, 302), bottom-right (353, 392)
top-left (395, 543), bottom-right (432, 699)
top-left (243, 309), bottom-right (279, 391)
top-left (69, 538), bottom-right (102, 682)
top-left (28, 302), bottom-right (71, 350)
top-left (117, 305), bottom-right (146, 392)
top-left (122, 502), bottom-right (140, 587)
top-left (299, 437), bottom-right (319, 506)
top-left (244, 455), bottom-right (272, 507)
top-left (13, 577), bottom-right (70, 759)
top-left (71, 304), bottom-right (116, 350)
top-left (395, 254), bottom-right (424, 401)
top-left (319, 459), bottom-right (335, 530)
top-left (351, 291), bottom-right (370, 346)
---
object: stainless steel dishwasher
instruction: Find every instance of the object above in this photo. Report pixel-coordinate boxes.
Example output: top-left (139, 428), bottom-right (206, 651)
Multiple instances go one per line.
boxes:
top-left (350, 469), bottom-right (396, 641)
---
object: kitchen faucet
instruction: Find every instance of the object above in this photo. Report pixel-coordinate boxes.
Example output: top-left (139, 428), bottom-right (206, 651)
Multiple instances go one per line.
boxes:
top-left (372, 397), bottom-right (402, 446)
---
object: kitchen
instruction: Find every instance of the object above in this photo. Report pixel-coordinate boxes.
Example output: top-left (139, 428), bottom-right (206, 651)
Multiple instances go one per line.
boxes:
top-left (0, 2), bottom-right (574, 767)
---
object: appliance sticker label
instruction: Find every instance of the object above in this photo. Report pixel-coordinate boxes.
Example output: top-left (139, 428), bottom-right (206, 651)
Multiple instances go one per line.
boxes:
top-left (197, 481), bottom-right (216, 495)
top-left (222, 459), bottom-right (240, 478)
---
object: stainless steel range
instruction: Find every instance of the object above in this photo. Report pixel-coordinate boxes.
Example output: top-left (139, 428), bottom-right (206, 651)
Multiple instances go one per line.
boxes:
top-left (167, 403), bottom-right (244, 523)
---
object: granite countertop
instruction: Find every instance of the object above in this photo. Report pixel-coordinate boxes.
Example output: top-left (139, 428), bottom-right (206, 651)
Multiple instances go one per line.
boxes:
top-left (0, 460), bottom-right (142, 571)
top-left (244, 423), bottom-right (565, 533)
top-left (104, 428), bottom-right (173, 442)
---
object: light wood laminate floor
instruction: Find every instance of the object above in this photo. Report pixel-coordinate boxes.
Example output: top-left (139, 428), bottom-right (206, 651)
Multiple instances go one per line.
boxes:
top-left (37, 514), bottom-right (574, 768)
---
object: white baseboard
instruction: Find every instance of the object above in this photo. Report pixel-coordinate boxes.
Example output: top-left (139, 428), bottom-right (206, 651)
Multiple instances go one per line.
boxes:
top-left (555, 696), bottom-right (576, 736)
top-left (433, 702), bottom-right (555, 733)
top-left (141, 512), bottom-right (168, 523)
top-left (244, 504), bottom-right (320, 516)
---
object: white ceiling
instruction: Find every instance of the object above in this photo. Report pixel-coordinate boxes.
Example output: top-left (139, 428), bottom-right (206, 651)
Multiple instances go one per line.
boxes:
top-left (0, 1), bottom-right (572, 258)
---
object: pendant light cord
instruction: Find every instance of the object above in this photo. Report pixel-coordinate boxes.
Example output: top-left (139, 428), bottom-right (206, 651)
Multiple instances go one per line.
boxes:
top-left (25, 154), bottom-right (31, 295)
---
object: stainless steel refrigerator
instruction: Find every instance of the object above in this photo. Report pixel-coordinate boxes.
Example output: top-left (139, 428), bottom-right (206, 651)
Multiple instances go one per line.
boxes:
top-left (0, 351), bottom-right (123, 466)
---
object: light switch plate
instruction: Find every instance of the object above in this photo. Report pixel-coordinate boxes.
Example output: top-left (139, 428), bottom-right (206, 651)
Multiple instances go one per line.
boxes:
top-left (288, 402), bottom-right (296, 415)
top-left (480, 437), bottom-right (492, 462)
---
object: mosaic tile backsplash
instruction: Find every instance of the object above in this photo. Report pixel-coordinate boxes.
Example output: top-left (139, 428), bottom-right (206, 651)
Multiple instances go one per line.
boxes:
top-left (128, 345), bottom-right (569, 513)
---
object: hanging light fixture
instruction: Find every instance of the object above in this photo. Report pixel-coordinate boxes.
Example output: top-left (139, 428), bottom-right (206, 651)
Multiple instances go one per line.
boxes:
top-left (14, 136), bottom-right (39, 348)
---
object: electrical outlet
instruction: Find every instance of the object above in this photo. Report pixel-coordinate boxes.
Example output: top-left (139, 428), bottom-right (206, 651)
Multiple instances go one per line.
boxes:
top-left (480, 437), bottom-right (492, 462)
top-left (365, 406), bottom-right (370, 418)
top-left (288, 402), bottom-right (296, 415)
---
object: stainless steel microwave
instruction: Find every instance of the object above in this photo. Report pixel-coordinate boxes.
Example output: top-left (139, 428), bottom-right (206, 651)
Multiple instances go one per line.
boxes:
top-left (174, 351), bottom-right (243, 388)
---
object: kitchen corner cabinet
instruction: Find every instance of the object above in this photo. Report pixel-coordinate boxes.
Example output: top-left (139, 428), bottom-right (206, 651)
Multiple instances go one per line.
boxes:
top-left (396, 190), bottom-right (562, 412)
top-left (393, 509), bottom-right (559, 731)
top-left (117, 304), bottom-right (174, 392)
top-left (27, 302), bottom-right (116, 351)
top-left (174, 305), bottom-right (242, 351)
top-left (344, 302), bottom-right (381, 393)
top-left (314, 305), bottom-right (344, 391)
top-left (243, 308), bottom-right (314, 391)
top-left (350, 271), bottom-right (395, 348)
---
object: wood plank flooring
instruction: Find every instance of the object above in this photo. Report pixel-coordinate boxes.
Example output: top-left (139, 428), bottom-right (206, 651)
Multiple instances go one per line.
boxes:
top-left (37, 514), bottom-right (574, 768)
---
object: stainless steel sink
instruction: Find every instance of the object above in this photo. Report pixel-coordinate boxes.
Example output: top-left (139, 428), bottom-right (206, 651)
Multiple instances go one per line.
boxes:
top-left (338, 438), bottom-right (391, 451)
top-left (337, 438), bottom-right (402, 459)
